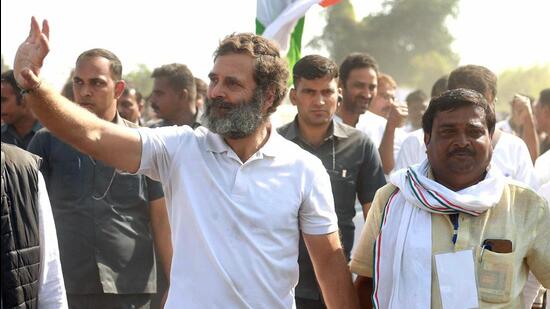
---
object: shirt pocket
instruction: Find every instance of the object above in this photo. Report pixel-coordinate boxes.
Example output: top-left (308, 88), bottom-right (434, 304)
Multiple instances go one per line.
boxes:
top-left (478, 249), bottom-right (514, 303)
top-left (52, 158), bottom-right (84, 200)
top-left (109, 173), bottom-right (143, 206)
top-left (327, 169), bottom-right (356, 216)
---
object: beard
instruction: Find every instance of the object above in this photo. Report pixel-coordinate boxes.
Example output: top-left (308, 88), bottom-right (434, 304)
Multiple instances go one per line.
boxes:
top-left (201, 89), bottom-right (266, 139)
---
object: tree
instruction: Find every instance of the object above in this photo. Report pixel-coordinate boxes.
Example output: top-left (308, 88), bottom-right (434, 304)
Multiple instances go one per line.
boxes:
top-left (496, 63), bottom-right (550, 115)
top-left (123, 64), bottom-right (153, 97)
top-left (314, 0), bottom-right (459, 93)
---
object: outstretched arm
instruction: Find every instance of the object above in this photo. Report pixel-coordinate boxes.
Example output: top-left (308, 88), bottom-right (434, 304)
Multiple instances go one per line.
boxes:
top-left (13, 17), bottom-right (141, 172)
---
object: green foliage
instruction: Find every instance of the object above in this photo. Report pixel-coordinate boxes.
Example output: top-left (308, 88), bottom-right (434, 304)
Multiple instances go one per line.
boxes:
top-left (315, 0), bottom-right (459, 92)
top-left (123, 64), bottom-right (153, 97)
top-left (1, 54), bottom-right (10, 73)
top-left (496, 63), bottom-right (550, 114)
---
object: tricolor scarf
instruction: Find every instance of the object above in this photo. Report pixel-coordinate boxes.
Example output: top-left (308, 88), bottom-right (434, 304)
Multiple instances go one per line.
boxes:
top-left (373, 160), bottom-right (505, 308)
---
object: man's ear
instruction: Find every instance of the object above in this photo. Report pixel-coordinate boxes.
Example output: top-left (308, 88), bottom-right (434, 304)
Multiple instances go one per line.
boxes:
top-left (179, 88), bottom-right (189, 102)
top-left (289, 88), bottom-right (297, 106)
top-left (423, 131), bottom-right (431, 146)
top-left (114, 80), bottom-right (126, 99)
top-left (262, 87), bottom-right (276, 112)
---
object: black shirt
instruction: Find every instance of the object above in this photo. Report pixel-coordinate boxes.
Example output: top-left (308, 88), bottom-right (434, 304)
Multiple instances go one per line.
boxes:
top-left (278, 118), bottom-right (386, 300)
top-left (27, 114), bottom-right (164, 294)
top-left (147, 109), bottom-right (202, 129)
top-left (1, 121), bottom-right (42, 150)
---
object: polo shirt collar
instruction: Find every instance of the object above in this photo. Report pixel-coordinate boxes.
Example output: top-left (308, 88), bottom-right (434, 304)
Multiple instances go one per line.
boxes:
top-left (332, 120), bottom-right (349, 139)
top-left (31, 121), bottom-right (42, 132)
top-left (112, 112), bottom-right (135, 128)
top-left (204, 126), bottom-right (281, 158)
top-left (282, 117), bottom-right (301, 141)
top-left (113, 113), bottom-right (125, 125)
top-left (284, 116), bottom-right (349, 142)
top-left (2, 121), bottom-right (43, 134)
top-left (205, 130), bottom-right (230, 154)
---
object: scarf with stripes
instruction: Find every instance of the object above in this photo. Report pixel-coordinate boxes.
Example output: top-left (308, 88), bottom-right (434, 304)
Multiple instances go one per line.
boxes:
top-left (372, 160), bottom-right (505, 308)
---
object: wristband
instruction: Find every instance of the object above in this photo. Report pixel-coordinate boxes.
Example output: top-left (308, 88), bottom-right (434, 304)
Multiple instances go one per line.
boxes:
top-left (20, 80), bottom-right (42, 96)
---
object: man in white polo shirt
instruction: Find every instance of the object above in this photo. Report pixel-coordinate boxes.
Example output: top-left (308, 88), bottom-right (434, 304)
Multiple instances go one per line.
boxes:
top-left (13, 17), bottom-right (359, 309)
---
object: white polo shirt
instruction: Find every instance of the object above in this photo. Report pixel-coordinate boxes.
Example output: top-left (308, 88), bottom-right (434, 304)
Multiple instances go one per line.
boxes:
top-left (137, 125), bottom-right (338, 308)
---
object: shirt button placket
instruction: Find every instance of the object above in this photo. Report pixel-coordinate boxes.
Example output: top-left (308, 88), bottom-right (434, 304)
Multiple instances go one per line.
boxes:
top-left (232, 166), bottom-right (247, 197)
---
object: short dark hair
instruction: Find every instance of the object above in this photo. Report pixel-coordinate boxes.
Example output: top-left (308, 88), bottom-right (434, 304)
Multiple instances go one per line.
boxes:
top-left (539, 88), bottom-right (550, 107)
top-left (339, 53), bottom-right (379, 86)
top-left (0, 70), bottom-right (22, 104)
top-left (76, 48), bottom-right (123, 80)
top-left (121, 87), bottom-right (143, 104)
top-left (406, 89), bottom-right (428, 105)
top-left (422, 88), bottom-right (496, 136)
top-left (214, 33), bottom-right (289, 116)
top-left (448, 65), bottom-right (497, 102)
top-left (151, 63), bottom-right (196, 102)
top-left (194, 77), bottom-right (207, 99)
top-left (292, 55), bottom-right (338, 87)
top-left (431, 75), bottom-right (448, 98)
top-left (61, 69), bottom-right (75, 101)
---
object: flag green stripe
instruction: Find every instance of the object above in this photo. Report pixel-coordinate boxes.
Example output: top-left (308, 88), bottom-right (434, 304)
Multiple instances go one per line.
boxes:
top-left (286, 16), bottom-right (305, 85)
top-left (255, 16), bottom-right (305, 85)
top-left (255, 18), bottom-right (265, 35)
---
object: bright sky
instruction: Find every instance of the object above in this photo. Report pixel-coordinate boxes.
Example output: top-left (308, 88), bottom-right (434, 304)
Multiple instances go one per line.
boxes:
top-left (2, 0), bottom-right (549, 91)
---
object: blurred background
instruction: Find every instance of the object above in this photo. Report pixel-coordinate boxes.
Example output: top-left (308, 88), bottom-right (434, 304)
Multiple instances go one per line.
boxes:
top-left (2, 0), bottom-right (549, 117)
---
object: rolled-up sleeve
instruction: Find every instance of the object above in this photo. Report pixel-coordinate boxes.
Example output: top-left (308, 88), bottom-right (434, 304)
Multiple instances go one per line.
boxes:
top-left (350, 185), bottom-right (393, 277)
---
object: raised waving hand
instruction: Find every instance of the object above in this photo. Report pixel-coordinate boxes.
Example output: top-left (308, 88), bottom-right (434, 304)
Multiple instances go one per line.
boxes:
top-left (14, 17), bottom-right (50, 90)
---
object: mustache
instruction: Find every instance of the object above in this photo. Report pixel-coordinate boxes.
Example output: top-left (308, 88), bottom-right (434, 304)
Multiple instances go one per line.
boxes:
top-left (206, 98), bottom-right (240, 109)
top-left (448, 147), bottom-right (475, 156)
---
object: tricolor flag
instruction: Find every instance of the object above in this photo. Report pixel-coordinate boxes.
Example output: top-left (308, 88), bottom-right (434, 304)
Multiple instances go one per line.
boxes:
top-left (256, 0), bottom-right (340, 80)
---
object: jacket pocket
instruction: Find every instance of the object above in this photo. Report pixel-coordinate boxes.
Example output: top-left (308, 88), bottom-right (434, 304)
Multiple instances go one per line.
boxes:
top-left (478, 249), bottom-right (514, 303)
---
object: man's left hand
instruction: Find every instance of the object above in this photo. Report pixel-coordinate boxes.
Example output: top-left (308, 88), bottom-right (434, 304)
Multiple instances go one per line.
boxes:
top-left (13, 16), bottom-right (50, 90)
top-left (387, 101), bottom-right (408, 129)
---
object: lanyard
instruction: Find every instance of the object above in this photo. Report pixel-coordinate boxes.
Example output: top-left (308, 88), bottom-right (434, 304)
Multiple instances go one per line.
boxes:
top-left (449, 213), bottom-right (459, 244)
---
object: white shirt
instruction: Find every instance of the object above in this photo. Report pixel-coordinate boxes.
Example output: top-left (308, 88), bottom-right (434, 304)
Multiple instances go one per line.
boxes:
top-left (402, 122), bottom-right (416, 133)
top-left (394, 130), bottom-right (539, 189)
top-left (355, 111), bottom-right (387, 148)
top-left (355, 111), bottom-right (408, 160)
top-left (37, 172), bottom-right (68, 309)
top-left (535, 150), bottom-right (550, 185)
top-left (538, 182), bottom-right (550, 201)
top-left (137, 126), bottom-right (337, 308)
top-left (395, 128), bottom-right (425, 171)
top-left (496, 118), bottom-right (514, 134)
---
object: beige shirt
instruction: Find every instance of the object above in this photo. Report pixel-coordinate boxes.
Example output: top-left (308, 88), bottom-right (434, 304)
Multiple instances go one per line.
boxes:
top-left (351, 181), bottom-right (550, 308)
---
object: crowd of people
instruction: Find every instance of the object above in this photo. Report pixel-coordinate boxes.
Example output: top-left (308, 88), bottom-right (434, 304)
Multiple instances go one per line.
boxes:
top-left (1, 16), bottom-right (549, 309)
